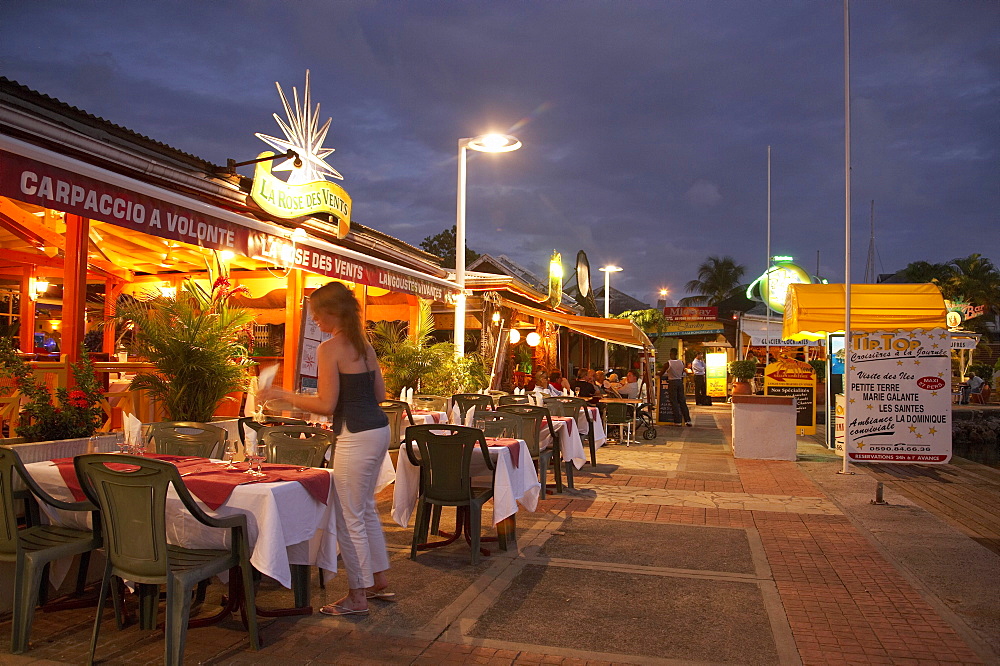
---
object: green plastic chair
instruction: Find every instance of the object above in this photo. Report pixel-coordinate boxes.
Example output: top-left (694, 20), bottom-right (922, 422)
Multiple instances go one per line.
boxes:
top-left (602, 402), bottom-right (634, 445)
top-left (0, 446), bottom-right (104, 655)
top-left (497, 394), bottom-right (531, 407)
top-left (148, 421), bottom-right (226, 459)
top-left (403, 424), bottom-right (498, 564)
top-left (472, 411), bottom-right (523, 440)
top-left (380, 400), bottom-right (416, 451)
top-left (237, 416), bottom-right (308, 448)
top-left (260, 425), bottom-right (334, 468)
top-left (544, 396), bottom-right (598, 465)
top-left (411, 394), bottom-right (448, 412)
top-left (452, 393), bottom-right (495, 418)
top-left (74, 454), bottom-right (259, 665)
top-left (497, 404), bottom-right (565, 497)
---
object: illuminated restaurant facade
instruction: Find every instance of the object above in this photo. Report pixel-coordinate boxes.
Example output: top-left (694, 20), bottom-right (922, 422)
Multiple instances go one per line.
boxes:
top-left (0, 77), bottom-right (456, 394)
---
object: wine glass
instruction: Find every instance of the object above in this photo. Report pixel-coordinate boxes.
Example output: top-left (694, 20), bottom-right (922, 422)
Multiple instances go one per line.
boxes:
top-left (253, 443), bottom-right (268, 478)
top-left (218, 440), bottom-right (238, 469)
top-left (114, 431), bottom-right (128, 454)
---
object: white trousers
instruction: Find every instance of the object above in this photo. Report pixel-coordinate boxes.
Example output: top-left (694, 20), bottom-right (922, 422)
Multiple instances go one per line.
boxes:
top-left (332, 423), bottom-right (391, 589)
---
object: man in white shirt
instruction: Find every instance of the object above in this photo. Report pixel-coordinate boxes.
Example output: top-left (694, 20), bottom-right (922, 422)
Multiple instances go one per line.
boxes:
top-left (664, 349), bottom-right (692, 426)
top-left (691, 352), bottom-right (710, 406)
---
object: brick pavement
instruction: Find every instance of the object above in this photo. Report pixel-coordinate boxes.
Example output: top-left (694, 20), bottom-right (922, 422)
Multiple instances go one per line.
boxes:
top-left (0, 406), bottom-right (992, 664)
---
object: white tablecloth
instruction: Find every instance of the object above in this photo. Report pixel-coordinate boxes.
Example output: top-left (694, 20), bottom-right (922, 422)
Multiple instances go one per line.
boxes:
top-left (411, 410), bottom-right (447, 425)
top-left (391, 439), bottom-right (539, 527)
top-left (583, 406), bottom-right (607, 448)
top-left (25, 460), bottom-right (340, 589)
top-left (541, 417), bottom-right (587, 469)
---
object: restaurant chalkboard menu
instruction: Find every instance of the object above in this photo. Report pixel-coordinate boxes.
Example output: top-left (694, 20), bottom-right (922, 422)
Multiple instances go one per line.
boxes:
top-left (656, 375), bottom-right (675, 424)
top-left (297, 299), bottom-right (332, 391)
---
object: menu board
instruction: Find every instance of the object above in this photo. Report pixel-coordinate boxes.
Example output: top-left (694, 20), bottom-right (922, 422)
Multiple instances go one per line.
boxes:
top-left (763, 355), bottom-right (816, 435)
top-left (656, 375), bottom-right (675, 424)
top-left (706, 352), bottom-right (728, 397)
top-left (297, 300), bottom-right (332, 391)
top-left (845, 328), bottom-right (951, 463)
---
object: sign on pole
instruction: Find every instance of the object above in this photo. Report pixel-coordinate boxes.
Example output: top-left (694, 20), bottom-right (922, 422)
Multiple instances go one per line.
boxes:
top-left (763, 353), bottom-right (816, 435)
top-left (845, 328), bottom-right (952, 463)
top-left (706, 352), bottom-right (728, 398)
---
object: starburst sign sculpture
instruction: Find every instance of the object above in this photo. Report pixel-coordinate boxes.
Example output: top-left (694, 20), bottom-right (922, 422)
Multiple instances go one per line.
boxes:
top-left (249, 70), bottom-right (352, 235)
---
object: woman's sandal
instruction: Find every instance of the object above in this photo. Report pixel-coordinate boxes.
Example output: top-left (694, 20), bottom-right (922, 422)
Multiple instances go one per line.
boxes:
top-left (365, 590), bottom-right (397, 601)
top-left (320, 603), bottom-right (369, 616)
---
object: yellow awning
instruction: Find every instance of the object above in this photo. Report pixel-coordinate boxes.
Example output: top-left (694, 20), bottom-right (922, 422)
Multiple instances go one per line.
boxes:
top-left (783, 283), bottom-right (947, 340)
top-left (512, 301), bottom-right (653, 349)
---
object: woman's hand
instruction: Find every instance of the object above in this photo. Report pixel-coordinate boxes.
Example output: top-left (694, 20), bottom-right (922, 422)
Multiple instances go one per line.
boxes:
top-left (258, 386), bottom-right (292, 403)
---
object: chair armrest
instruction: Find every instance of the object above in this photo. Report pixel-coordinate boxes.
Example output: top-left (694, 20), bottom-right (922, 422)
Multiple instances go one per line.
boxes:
top-left (476, 434), bottom-right (496, 472)
top-left (14, 458), bottom-right (98, 512)
top-left (169, 475), bottom-right (248, 530)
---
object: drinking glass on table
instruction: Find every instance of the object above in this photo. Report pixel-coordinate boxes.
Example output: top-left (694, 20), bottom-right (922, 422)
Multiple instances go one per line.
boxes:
top-left (113, 431), bottom-right (127, 454)
top-left (218, 440), bottom-right (238, 469)
top-left (252, 443), bottom-right (268, 477)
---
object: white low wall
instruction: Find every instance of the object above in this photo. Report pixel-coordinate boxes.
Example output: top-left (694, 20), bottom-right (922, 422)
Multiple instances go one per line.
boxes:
top-left (731, 395), bottom-right (797, 461)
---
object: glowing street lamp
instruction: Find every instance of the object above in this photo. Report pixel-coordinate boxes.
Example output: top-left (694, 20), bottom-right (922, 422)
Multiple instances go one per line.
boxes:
top-left (599, 265), bottom-right (623, 370)
top-left (455, 133), bottom-right (522, 357)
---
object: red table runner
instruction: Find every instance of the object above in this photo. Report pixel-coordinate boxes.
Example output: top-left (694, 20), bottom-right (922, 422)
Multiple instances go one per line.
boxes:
top-left (52, 454), bottom-right (330, 510)
top-left (412, 409), bottom-right (444, 423)
top-left (486, 438), bottom-right (521, 468)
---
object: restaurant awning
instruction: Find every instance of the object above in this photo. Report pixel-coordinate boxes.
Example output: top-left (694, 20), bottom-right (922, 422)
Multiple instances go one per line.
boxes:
top-left (511, 301), bottom-right (653, 349)
top-left (783, 283), bottom-right (948, 340)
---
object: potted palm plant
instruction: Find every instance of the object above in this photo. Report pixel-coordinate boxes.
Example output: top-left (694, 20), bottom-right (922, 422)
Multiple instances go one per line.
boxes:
top-left (729, 358), bottom-right (758, 396)
top-left (115, 275), bottom-right (255, 423)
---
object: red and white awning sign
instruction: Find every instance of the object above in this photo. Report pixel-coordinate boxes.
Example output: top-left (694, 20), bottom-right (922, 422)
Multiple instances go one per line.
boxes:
top-left (0, 143), bottom-right (455, 300)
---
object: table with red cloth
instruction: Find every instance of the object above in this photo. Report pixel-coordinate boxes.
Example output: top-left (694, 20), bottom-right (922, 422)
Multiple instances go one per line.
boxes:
top-left (24, 454), bottom-right (338, 591)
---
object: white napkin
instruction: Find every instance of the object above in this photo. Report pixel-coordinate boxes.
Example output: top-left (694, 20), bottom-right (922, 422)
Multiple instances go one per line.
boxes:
top-left (399, 388), bottom-right (407, 401)
top-left (258, 364), bottom-right (277, 391)
top-left (464, 405), bottom-right (477, 427)
top-left (406, 387), bottom-right (414, 405)
top-left (125, 412), bottom-right (142, 449)
top-left (449, 403), bottom-right (461, 425)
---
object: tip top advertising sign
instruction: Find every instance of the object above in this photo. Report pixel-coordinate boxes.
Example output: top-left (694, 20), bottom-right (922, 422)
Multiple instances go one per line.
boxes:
top-left (844, 328), bottom-right (952, 464)
top-left (249, 71), bottom-right (351, 237)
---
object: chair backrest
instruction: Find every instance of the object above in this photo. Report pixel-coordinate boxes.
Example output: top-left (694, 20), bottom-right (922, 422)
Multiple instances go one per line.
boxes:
top-left (380, 401), bottom-right (415, 451)
top-left (404, 424), bottom-right (493, 504)
top-left (543, 396), bottom-right (590, 424)
top-left (0, 446), bottom-right (22, 556)
top-left (472, 411), bottom-right (523, 440)
top-left (412, 395), bottom-right (448, 412)
top-left (452, 393), bottom-right (494, 416)
top-left (496, 404), bottom-right (555, 458)
top-left (603, 402), bottom-right (632, 425)
top-left (148, 421), bottom-right (226, 458)
top-left (238, 416), bottom-right (309, 446)
top-left (487, 390), bottom-right (509, 399)
top-left (497, 394), bottom-right (531, 406)
top-left (74, 454), bottom-right (176, 581)
top-left (260, 426), bottom-right (334, 467)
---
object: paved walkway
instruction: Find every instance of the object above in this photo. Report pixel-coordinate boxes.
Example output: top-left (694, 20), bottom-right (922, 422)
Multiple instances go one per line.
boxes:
top-left (2, 405), bottom-right (998, 664)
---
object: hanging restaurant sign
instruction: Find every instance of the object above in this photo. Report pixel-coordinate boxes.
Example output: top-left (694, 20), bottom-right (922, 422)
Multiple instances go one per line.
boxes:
top-left (746, 258), bottom-right (816, 314)
top-left (249, 71), bottom-right (351, 237)
top-left (0, 146), bottom-right (453, 302)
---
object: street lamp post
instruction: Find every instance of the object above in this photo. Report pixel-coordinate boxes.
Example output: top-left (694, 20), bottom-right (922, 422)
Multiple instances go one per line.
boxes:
top-left (599, 265), bottom-right (623, 370)
top-left (455, 133), bottom-right (522, 357)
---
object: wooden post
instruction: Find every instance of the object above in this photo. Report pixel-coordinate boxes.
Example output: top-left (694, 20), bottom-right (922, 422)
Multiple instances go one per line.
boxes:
top-left (62, 214), bottom-right (90, 363)
top-left (282, 268), bottom-right (304, 390)
top-left (19, 267), bottom-right (36, 353)
top-left (102, 279), bottom-right (123, 356)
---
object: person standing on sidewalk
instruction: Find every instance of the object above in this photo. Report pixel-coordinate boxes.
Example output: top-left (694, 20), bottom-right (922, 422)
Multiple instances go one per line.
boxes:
top-left (665, 349), bottom-right (692, 426)
top-left (691, 352), bottom-right (710, 406)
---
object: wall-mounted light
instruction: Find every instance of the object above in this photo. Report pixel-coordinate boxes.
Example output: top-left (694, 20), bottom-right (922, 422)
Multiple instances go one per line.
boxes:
top-left (48, 319), bottom-right (61, 330)
top-left (32, 277), bottom-right (50, 298)
top-left (491, 312), bottom-right (501, 324)
top-left (526, 331), bottom-right (541, 347)
top-left (509, 329), bottom-right (521, 344)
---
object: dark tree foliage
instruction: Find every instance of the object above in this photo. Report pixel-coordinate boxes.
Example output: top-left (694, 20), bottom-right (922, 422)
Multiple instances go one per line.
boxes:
top-left (420, 225), bottom-right (481, 269)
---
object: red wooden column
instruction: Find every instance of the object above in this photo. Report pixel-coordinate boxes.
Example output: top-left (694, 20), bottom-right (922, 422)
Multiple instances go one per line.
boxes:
top-left (19, 267), bottom-right (36, 353)
top-left (102, 279), bottom-right (124, 355)
top-left (282, 268), bottom-right (304, 390)
top-left (62, 214), bottom-right (90, 362)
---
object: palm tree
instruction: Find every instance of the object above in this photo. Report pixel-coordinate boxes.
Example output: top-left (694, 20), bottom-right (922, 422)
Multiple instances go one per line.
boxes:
top-left (945, 254), bottom-right (999, 310)
top-left (678, 256), bottom-right (747, 306)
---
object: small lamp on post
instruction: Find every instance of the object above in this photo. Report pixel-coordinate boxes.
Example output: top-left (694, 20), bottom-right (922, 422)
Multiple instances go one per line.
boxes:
top-left (599, 265), bottom-right (623, 370)
top-left (455, 133), bottom-right (522, 357)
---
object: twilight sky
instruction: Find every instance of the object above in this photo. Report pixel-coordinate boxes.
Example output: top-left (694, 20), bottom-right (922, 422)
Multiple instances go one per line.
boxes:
top-left (2, 1), bottom-right (997, 305)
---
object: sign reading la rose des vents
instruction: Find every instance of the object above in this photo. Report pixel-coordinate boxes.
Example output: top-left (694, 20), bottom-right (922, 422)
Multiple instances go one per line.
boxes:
top-left (250, 71), bottom-right (352, 237)
top-left (845, 328), bottom-right (952, 464)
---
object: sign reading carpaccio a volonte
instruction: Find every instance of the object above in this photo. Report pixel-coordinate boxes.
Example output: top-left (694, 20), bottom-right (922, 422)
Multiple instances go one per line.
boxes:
top-left (663, 306), bottom-right (717, 321)
top-left (0, 149), bottom-right (452, 301)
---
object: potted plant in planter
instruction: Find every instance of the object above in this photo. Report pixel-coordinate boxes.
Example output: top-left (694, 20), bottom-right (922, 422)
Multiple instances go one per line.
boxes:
top-left (115, 275), bottom-right (255, 423)
top-left (0, 338), bottom-right (105, 442)
top-left (729, 357), bottom-right (758, 396)
top-left (809, 359), bottom-right (827, 404)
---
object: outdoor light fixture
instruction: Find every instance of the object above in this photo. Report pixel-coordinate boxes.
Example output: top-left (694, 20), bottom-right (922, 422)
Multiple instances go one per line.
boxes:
top-left (32, 277), bottom-right (50, 298)
top-left (598, 265), bottom-right (623, 370)
top-left (160, 284), bottom-right (177, 299)
top-left (659, 289), bottom-right (668, 297)
top-left (492, 312), bottom-right (501, 324)
top-left (526, 331), bottom-right (541, 347)
top-left (224, 149), bottom-right (302, 176)
top-left (455, 132), bottom-right (522, 357)
top-left (219, 250), bottom-right (235, 263)
top-left (509, 328), bottom-right (522, 344)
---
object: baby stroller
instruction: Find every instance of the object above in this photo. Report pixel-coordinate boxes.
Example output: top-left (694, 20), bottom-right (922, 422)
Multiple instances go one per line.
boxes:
top-left (636, 401), bottom-right (657, 440)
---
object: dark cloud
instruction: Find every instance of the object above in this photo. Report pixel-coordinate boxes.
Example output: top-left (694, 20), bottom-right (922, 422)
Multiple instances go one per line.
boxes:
top-left (1, 0), bottom-right (996, 303)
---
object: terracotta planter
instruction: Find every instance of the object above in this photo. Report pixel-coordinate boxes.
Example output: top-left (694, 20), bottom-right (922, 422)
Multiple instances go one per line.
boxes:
top-left (731, 381), bottom-right (753, 396)
top-left (213, 391), bottom-right (245, 417)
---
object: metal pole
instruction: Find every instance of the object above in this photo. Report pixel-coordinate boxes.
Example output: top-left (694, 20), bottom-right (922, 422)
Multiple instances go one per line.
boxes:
top-left (766, 145), bottom-right (772, 366)
top-left (841, 0), bottom-right (854, 475)
top-left (455, 140), bottom-right (468, 357)
top-left (603, 268), bottom-right (611, 371)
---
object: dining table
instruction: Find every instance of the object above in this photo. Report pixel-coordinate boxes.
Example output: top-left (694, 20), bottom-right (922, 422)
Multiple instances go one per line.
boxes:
top-left (24, 453), bottom-right (344, 613)
top-left (540, 416), bottom-right (587, 469)
top-left (391, 437), bottom-right (539, 530)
